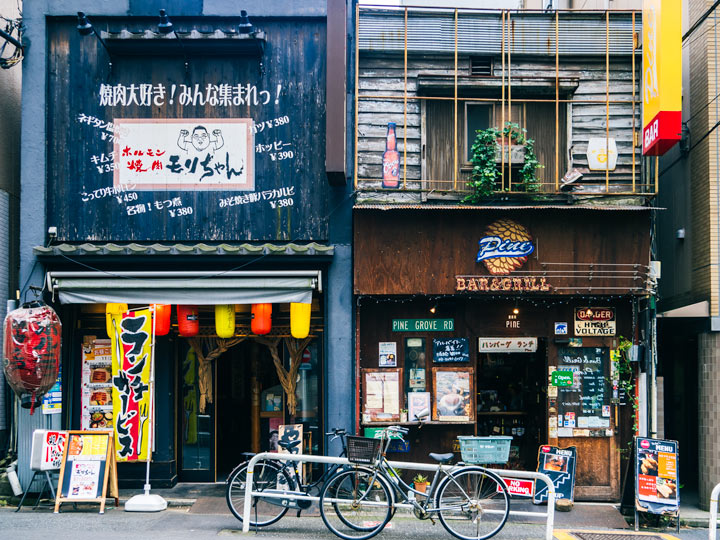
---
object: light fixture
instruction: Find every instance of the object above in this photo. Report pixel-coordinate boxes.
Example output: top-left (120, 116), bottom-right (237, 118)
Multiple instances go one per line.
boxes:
top-left (238, 10), bottom-right (254, 35)
top-left (513, 307), bottom-right (520, 315)
top-left (429, 304), bottom-right (437, 314)
top-left (77, 12), bottom-right (112, 69)
top-left (158, 9), bottom-right (189, 72)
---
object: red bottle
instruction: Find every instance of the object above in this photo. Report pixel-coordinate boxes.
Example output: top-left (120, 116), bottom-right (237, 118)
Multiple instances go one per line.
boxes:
top-left (382, 122), bottom-right (400, 188)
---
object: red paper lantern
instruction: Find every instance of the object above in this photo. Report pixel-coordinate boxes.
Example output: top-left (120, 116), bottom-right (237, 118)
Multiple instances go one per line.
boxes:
top-left (251, 303), bottom-right (272, 335)
top-left (3, 301), bottom-right (62, 413)
top-left (153, 304), bottom-right (171, 336)
top-left (177, 305), bottom-right (199, 337)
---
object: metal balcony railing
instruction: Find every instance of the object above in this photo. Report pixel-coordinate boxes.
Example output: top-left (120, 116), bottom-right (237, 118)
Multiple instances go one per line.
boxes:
top-left (354, 5), bottom-right (656, 199)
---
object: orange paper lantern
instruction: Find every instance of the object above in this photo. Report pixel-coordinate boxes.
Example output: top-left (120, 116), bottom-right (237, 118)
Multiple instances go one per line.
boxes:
top-left (153, 304), bottom-right (171, 336)
top-left (290, 302), bottom-right (311, 339)
top-left (215, 304), bottom-right (235, 338)
top-left (251, 303), bottom-right (272, 335)
top-left (177, 305), bottom-right (199, 337)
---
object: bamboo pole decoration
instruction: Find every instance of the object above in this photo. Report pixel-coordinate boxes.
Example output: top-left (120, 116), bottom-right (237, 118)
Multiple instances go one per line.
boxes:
top-left (501, 10), bottom-right (506, 191)
top-left (632, 12), bottom-right (637, 193)
top-left (354, 2), bottom-right (360, 190)
top-left (403, 7), bottom-right (408, 189)
top-left (555, 11), bottom-right (560, 191)
top-left (453, 8), bottom-right (458, 191)
top-left (256, 336), bottom-right (313, 416)
top-left (606, 10), bottom-right (610, 192)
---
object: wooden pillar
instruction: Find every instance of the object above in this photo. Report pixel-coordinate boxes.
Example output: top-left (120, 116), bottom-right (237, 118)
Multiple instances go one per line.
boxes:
top-left (250, 348), bottom-right (261, 453)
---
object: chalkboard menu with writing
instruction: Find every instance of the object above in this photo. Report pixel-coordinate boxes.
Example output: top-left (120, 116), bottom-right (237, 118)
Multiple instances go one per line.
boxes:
top-left (433, 338), bottom-right (470, 363)
top-left (556, 347), bottom-right (611, 435)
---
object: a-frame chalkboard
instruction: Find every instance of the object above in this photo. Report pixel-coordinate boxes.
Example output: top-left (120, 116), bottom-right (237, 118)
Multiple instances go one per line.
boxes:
top-left (54, 430), bottom-right (118, 514)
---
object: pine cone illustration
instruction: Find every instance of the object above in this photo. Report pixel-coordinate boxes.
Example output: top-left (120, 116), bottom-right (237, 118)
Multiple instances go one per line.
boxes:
top-left (483, 219), bottom-right (532, 275)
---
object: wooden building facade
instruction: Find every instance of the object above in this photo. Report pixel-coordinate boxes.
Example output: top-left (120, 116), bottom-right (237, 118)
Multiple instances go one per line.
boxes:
top-left (16, 0), bottom-right (354, 490)
top-left (353, 6), bottom-right (654, 502)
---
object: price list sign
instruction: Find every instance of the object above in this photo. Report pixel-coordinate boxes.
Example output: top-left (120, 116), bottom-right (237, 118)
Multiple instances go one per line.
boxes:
top-left (635, 437), bottom-right (679, 516)
top-left (556, 347), bottom-right (611, 436)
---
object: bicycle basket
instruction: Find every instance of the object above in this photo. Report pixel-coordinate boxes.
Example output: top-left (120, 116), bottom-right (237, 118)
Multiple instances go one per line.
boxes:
top-left (457, 436), bottom-right (513, 464)
top-left (346, 436), bottom-right (381, 465)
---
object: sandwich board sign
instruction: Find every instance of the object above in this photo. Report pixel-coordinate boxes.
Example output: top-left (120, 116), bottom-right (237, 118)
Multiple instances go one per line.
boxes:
top-left (635, 437), bottom-right (679, 519)
top-left (533, 445), bottom-right (577, 504)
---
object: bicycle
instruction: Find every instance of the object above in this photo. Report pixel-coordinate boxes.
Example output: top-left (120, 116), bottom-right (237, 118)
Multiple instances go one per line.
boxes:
top-left (319, 426), bottom-right (511, 540)
top-left (226, 427), bottom-right (359, 527)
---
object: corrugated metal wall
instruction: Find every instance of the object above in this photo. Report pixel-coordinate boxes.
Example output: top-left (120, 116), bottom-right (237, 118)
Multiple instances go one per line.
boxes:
top-left (359, 9), bottom-right (639, 56)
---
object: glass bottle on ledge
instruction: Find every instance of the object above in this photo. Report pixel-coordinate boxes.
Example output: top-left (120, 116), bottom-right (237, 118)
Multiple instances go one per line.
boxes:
top-left (382, 122), bottom-right (400, 188)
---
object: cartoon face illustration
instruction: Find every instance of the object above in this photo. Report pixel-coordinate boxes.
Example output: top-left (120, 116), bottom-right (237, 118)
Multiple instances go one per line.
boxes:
top-left (191, 127), bottom-right (211, 151)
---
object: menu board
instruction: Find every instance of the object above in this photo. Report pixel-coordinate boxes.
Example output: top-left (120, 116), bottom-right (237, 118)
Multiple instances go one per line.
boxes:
top-left (556, 347), bottom-right (610, 435)
top-left (362, 369), bottom-right (402, 423)
top-left (54, 431), bottom-right (118, 513)
top-left (80, 338), bottom-right (114, 431)
top-left (533, 445), bottom-right (577, 503)
top-left (635, 437), bottom-right (679, 516)
top-left (433, 338), bottom-right (470, 363)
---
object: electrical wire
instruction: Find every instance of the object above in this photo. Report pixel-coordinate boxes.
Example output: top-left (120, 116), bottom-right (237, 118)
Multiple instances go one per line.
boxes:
top-left (0, 16), bottom-right (23, 70)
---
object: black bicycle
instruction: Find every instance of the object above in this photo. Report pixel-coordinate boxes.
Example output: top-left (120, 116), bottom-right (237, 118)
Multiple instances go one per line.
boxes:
top-left (226, 427), bottom-right (354, 526)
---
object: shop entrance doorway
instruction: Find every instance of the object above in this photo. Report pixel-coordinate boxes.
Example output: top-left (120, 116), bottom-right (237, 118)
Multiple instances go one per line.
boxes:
top-left (177, 340), bottom-right (279, 482)
top-left (476, 341), bottom-right (547, 471)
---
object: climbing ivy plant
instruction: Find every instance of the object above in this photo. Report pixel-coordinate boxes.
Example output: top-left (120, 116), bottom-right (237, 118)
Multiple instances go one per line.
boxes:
top-left (463, 122), bottom-right (543, 203)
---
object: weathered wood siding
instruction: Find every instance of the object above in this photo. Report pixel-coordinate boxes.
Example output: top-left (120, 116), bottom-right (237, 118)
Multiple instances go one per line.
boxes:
top-left (356, 53), bottom-right (641, 202)
top-left (47, 18), bottom-right (328, 242)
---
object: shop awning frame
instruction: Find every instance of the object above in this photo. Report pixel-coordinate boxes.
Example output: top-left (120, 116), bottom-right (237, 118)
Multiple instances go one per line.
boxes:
top-left (46, 270), bottom-right (321, 305)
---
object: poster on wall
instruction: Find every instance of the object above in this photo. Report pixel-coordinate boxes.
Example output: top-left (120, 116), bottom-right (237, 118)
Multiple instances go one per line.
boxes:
top-left (109, 309), bottom-right (153, 462)
top-left (407, 391), bottom-right (431, 422)
top-left (432, 367), bottom-right (474, 422)
top-left (362, 369), bottom-right (401, 423)
top-left (278, 424), bottom-right (303, 455)
top-left (81, 338), bottom-right (114, 431)
top-left (114, 118), bottom-right (255, 191)
top-left (378, 342), bottom-right (397, 367)
top-left (42, 364), bottom-right (62, 415)
top-left (635, 437), bottom-right (679, 516)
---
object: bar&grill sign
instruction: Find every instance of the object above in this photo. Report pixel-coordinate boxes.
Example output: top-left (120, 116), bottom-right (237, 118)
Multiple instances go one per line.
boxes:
top-left (574, 307), bottom-right (615, 336)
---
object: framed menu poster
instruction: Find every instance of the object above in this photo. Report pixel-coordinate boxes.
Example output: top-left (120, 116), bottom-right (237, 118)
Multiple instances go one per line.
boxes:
top-left (432, 367), bottom-right (475, 422)
top-left (362, 369), bottom-right (402, 423)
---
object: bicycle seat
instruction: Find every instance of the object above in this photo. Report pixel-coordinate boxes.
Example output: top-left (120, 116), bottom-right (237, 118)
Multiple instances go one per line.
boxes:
top-left (429, 452), bottom-right (454, 464)
top-left (278, 439), bottom-right (302, 451)
top-left (241, 452), bottom-right (256, 459)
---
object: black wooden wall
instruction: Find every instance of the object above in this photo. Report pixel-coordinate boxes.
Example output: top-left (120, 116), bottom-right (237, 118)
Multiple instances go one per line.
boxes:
top-left (47, 18), bottom-right (328, 242)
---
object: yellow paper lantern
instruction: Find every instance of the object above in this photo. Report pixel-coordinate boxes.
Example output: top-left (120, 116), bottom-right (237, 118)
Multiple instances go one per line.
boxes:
top-left (215, 304), bottom-right (235, 338)
top-left (290, 302), bottom-right (311, 339)
top-left (105, 303), bottom-right (128, 337)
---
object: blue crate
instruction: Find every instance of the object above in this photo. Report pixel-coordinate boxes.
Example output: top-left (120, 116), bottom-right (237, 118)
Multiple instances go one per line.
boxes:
top-left (457, 436), bottom-right (513, 464)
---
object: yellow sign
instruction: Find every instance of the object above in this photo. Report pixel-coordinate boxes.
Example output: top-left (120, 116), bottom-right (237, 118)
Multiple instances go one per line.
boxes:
top-left (642, 0), bottom-right (682, 155)
top-left (110, 309), bottom-right (153, 462)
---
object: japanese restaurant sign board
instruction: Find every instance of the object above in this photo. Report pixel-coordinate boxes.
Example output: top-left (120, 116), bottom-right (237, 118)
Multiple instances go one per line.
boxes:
top-left (109, 309), bottom-right (153, 462)
top-left (642, 0), bottom-right (682, 156)
top-left (114, 118), bottom-right (254, 190)
top-left (574, 307), bottom-right (616, 336)
top-left (635, 437), bottom-right (679, 515)
top-left (478, 337), bottom-right (538, 353)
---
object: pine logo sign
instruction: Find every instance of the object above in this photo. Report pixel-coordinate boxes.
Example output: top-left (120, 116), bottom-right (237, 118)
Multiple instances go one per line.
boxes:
top-left (476, 219), bottom-right (534, 275)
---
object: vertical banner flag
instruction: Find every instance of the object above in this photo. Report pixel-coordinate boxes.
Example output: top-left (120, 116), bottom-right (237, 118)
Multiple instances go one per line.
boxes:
top-left (110, 309), bottom-right (153, 462)
top-left (642, 0), bottom-right (682, 155)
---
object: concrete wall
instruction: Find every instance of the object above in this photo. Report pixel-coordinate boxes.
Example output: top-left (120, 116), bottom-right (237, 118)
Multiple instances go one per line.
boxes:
top-left (0, 0), bottom-right (22, 443)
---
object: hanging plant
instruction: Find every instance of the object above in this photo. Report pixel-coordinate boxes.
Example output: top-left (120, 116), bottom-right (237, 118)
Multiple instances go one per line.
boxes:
top-left (463, 122), bottom-right (543, 203)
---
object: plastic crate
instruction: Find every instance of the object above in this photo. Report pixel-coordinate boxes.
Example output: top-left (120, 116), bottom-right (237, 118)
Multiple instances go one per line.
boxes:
top-left (346, 436), bottom-right (381, 465)
top-left (457, 436), bottom-right (513, 464)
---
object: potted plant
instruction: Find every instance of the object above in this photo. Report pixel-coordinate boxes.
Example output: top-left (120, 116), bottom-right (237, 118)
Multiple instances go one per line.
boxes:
top-left (463, 122), bottom-right (543, 203)
top-left (413, 473), bottom-right (429, 493)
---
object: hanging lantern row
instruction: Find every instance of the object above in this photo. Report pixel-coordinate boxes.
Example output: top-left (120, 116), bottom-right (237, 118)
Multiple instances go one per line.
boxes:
top-left (104, 302), bottom-right (312, 339)
top-left (3, 301), bottom-right (62, 413)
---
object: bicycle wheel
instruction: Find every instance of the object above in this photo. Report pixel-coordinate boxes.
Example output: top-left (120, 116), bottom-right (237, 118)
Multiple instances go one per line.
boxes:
top-left (435, 467), bottom-right (510, 540)
top-left (226, 459), bottom-right (292, 527)
top-left (320, 468), bottom-right (393, 540)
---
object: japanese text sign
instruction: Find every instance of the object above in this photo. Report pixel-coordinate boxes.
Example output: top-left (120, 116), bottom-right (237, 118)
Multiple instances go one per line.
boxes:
top-left (113, 118), bottom-right (254, 190)
top-left (110, 309), bottom-right (153, 462)
top-left (477, 337), bottom-right (538, 353)
top-left (642, 0), bottom-right (682, 155)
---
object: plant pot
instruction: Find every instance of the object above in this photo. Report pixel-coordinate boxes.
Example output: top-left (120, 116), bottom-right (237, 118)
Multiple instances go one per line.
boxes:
top-left (494, 143), bottom-right (526, 164)
top-left (414, 482), bottom-right (428, 493)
